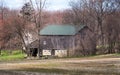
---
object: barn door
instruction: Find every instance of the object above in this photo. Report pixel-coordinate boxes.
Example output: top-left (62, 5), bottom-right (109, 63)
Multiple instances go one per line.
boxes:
top-left (51, 49), bottom-right (55, 55)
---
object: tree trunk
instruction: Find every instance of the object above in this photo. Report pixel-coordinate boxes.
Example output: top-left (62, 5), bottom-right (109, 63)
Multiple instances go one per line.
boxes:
top-left (80, 39), bottom-right (86, 56)
top-left (108, 42), bottom-right (114, 54)
top-left (19, 34), bottom-right (29, 56)
top-left (38, 37), bottom-right (40, 58)
top-left (0, 49), bottom-right (1, 55)
top-left (91, 48), bottom-right (97, 55)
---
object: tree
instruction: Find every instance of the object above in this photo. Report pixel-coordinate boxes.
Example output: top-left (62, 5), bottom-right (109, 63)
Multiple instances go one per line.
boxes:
top-left (0, 0), bottom-right (9, 54)
top-left (29, 0), bottom-right (47, 58)
top-left (1, 10), bottom-right (26, 51)
top-left (0, 7), bottom-right (36, 54)
top-left (66, 0), bottom-right (98, 55)
top-left (20, 2), bottom-right (36, 55)
top-left (67, 0), bottom-right (120, 55)
top-left (105, 11), bottom-right (120, 53)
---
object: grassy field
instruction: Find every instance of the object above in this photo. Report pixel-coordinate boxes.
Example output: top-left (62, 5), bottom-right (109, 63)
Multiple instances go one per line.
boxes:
top-left (0, 50), bottom-right (25, 61)
top-left (0, 51), bottom-right (120, 75)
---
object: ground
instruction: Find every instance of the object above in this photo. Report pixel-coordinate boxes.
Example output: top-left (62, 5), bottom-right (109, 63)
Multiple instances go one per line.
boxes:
top-left (0, 54), bottom-right (120, 75)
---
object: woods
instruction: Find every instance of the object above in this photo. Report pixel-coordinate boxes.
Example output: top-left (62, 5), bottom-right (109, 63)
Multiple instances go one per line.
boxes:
top-left (64, 0), bottom-right (120, 55)
top-left (0, 0), bottom-right (120, 56)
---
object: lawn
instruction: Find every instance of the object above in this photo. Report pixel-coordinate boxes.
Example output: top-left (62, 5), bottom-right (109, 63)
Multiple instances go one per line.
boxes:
top-left (0, 52), bottom-right (120, 75)
top-left (0, 54), bottom-right (120, 75)
top-left (0, 50), bottom-right (26, 61)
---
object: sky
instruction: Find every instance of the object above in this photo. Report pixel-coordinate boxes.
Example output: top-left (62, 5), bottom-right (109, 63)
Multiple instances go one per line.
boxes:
top-left (4, 0), bottom-right (71, 11)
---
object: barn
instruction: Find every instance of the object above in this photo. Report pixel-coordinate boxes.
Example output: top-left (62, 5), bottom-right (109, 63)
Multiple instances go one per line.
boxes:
top-left (28, 24), bottom-right (87, 57)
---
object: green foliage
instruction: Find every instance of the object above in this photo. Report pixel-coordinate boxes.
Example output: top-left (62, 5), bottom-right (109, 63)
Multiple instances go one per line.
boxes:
top-left (0, 50), bottom-right (25, 61)
top-left (1, 50), bottom-right (10, 56)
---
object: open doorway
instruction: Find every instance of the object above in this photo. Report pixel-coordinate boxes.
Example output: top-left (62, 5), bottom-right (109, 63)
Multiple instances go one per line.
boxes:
top-left (30, 48), bottom-right (38, 57)
top-left (51, 49), bottom-right (55, 56)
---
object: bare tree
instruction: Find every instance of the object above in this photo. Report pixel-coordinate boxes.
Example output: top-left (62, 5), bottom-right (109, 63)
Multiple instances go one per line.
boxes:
top-left (29, 0), bottom-right (47, 58)
top-left (66, 0), bottom-right (98, 55)
top-left (0, 7), bottom-right (35, 54)
top-left (105, 11), bottom-right (120, 53)
top-left (20, 2), bottom-right (36, 55)
top-left (0, 0), bottom-right (8, 55)
top-left (66, 0), bottom-right (120, 55)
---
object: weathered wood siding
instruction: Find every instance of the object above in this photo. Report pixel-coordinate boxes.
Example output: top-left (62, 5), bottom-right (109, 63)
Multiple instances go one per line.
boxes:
top-left (42, 50), bottom-right (51, 55)
top-left (28, 27), bottom-right (89, 51)
top-left (28, 26), bottom-right (94, 56)
top-left (55, 50), bottom-right (67, 57)
top-left (40, 36), bottom-right (75, 50)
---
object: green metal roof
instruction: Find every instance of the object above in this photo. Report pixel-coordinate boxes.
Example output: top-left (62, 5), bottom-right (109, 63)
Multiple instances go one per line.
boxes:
top-left (40, 24), bottom-right (85, 36)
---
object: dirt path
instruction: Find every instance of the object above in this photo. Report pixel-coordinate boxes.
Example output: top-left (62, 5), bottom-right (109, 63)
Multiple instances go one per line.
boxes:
top-left (0, 58), bottom-right (120, 70)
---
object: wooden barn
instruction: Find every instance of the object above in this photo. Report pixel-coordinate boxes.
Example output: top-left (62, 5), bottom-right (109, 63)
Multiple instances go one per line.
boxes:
top-left (28, 24), bottom-right (89, 57)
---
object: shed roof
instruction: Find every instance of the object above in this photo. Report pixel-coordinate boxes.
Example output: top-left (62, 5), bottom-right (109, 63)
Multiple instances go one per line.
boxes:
top-left (40, 24), bottom-right (85, 36)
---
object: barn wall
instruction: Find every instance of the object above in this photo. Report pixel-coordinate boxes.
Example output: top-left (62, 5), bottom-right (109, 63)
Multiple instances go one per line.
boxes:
top-left (75, 27), bottom-right (95, 56)
top-left (42, 50), bottom-right (51, 56)
top-left (55, 50), bottom-right (67, 57)
top-left (40, 35), bottom-right (75, 50)
top-left (28, 26), bottom-right (94, 56)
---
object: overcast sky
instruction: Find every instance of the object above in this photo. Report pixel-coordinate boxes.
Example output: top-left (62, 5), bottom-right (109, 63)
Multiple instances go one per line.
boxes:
top-left (4, 0), bottom-right (71, 11)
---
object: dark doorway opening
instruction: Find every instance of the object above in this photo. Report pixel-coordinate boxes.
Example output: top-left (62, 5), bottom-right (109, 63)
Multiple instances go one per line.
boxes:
top-left (30, 48), bottom-right (38, 57)
top-left (51, 49), bottom-right (55, 55)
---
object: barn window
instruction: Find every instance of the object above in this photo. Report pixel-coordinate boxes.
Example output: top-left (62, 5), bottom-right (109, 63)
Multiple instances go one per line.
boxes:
top-left (43, 41), bottom-right (47, 45)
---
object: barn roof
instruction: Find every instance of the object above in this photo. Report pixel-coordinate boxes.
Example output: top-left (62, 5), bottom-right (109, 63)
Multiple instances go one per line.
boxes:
top-left (40, 24), bottom-right (85, 36)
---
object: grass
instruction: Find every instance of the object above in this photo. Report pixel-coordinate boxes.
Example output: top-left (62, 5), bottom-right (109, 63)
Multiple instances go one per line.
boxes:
top-left (16, 68), bottom-right (120, 75)
top-left (0, 51), bottom-right (120, 75)
top-left (0, 54), bottom-right (120, 75)
top-left (0, 50), bottom-right (25, 61)
top-left (63, 53), bottom-right (120, 60)
top-left (90, 53), bottom-right (120, 58)
top-left (17, 68), bottom-right (69, 74)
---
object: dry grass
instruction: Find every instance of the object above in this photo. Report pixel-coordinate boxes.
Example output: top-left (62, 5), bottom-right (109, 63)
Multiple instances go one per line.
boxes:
top-left (0, 54), bottom-right (120, 75)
